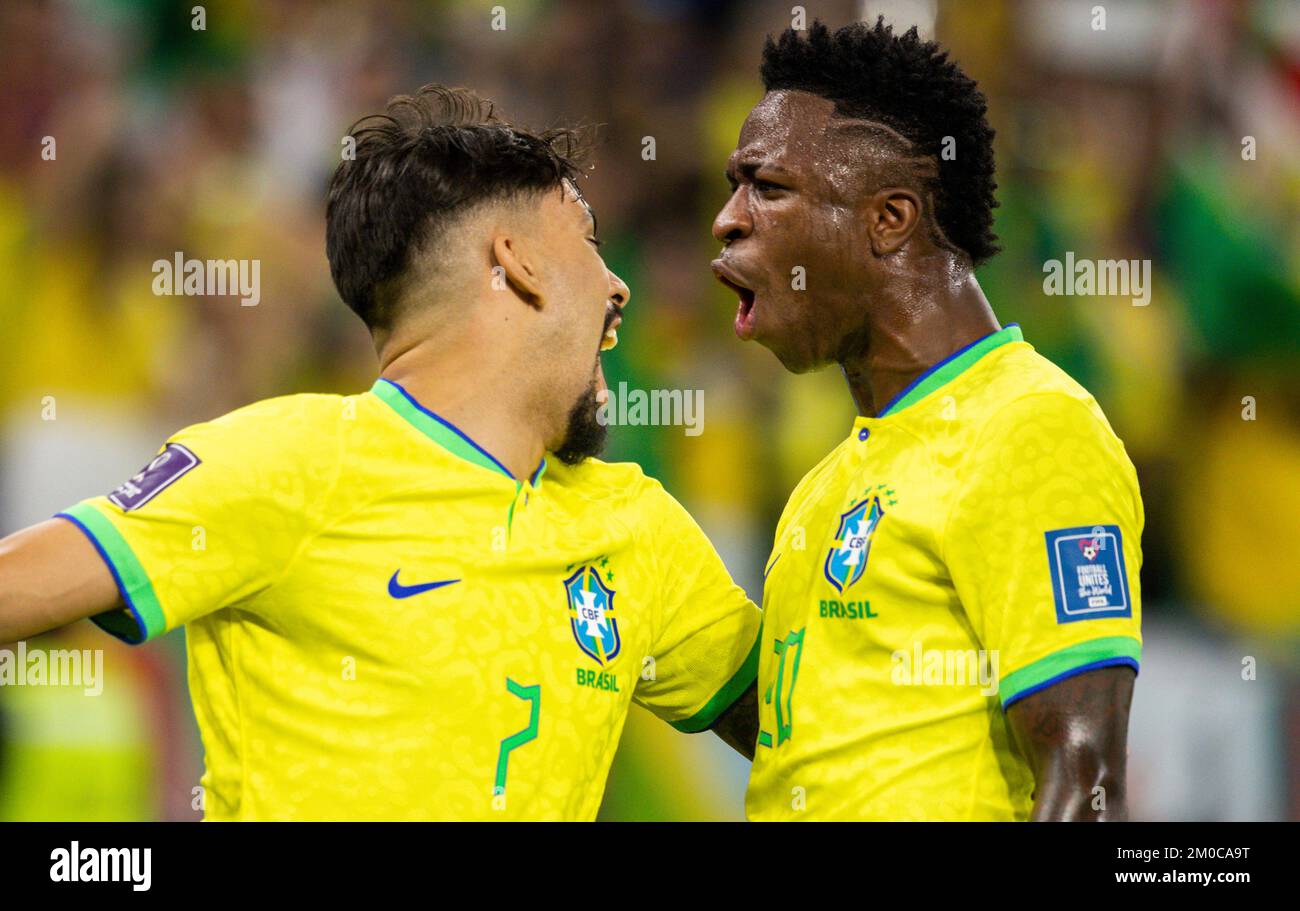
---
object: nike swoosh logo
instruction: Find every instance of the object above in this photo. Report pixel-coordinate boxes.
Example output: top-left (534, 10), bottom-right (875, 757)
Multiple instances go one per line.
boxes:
top-left (387, 571), bottom-right (461, 599)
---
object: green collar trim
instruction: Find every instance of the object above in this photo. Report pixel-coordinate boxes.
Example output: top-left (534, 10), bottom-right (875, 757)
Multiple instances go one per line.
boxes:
top-left (370, 378), bottom-right (544, 486)
top-left (877, 324), bottom-right (1023, 418)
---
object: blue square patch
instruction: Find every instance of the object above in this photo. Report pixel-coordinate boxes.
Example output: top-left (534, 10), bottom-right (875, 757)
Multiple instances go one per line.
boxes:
top-left (1044, 525), bottom-right (1131, 624)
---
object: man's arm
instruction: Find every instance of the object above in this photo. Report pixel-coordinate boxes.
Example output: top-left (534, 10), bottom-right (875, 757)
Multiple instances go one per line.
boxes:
top-left (1006, 665), bottom-right (1135, 821)
top-left (709, 681), bottom-right (758, 761)
top-left (0, 518), bottom-right (121, 643)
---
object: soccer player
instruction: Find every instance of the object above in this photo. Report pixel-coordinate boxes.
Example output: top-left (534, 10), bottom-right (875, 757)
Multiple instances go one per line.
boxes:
top-left (711, 21), bottom-right (1142, 820)
top-left (0, 86), bottom-right (760, 820)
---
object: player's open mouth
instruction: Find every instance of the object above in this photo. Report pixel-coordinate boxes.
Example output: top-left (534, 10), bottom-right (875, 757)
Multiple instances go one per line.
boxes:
top-left (595, 306), bottom-right (622, 400)
top-left (711, 260), bottom-right (758, 341)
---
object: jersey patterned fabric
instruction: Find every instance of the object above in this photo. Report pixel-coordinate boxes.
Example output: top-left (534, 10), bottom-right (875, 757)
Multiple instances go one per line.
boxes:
top-left (747, 325), bottom-right (1143, 821)
top-left (57, 378), bottom-right (760, 820)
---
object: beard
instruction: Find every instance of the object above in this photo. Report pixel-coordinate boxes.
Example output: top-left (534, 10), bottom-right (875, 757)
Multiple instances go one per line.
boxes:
top-left (554, 374), bottom-right (608, 466)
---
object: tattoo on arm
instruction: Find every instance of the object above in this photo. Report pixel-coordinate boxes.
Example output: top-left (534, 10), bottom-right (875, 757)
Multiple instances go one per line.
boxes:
top-left (709, 682), bottom-right (758, 761)
top-left (1006, 665), bottom-right (1136, 821)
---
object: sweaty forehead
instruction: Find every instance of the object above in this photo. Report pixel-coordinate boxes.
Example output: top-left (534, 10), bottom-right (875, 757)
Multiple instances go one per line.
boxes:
top-left (734, 91), bottom-right (841, 168)
top-left (561, 178), bottom-right (594, 223)
top-left (733, 90), bottom-right (904, 196)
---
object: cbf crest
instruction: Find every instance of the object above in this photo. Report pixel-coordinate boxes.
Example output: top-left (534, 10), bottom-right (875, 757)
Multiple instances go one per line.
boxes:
top-left (823, 493), bottom-right (887, 593)
top-left (564, 564), bottom-right (620, 665)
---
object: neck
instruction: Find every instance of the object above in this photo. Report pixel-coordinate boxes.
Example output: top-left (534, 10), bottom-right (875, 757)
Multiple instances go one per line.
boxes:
top-left (376, 316), bottom-right (547, 481)
top-left (840, 272), bottom-right (999, 417)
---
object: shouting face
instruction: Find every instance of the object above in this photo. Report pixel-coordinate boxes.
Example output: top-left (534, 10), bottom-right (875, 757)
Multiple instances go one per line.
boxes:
top-left (711, 90), bottom-right (892, 373)
top-left (533, 180), bottom-right (628, 463)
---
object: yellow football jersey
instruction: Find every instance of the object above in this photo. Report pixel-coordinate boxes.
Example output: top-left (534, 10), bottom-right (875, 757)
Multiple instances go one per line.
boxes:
top-left (747, 325), bottom-right (1143, 821)
top-left (58, 378), bottom-right (760, 820)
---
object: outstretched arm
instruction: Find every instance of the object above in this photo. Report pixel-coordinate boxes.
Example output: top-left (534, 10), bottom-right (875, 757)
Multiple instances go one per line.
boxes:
top-left (0, 518), bottom-right (120, 643)
top-left (1006, 665), bottom-right (1136, 821)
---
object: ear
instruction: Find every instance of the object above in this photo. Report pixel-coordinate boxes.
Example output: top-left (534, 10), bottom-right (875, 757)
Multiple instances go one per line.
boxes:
top-left (491, 232), bottom-right (545, 308)
top-left (865, 187), bottom-right (923, 257)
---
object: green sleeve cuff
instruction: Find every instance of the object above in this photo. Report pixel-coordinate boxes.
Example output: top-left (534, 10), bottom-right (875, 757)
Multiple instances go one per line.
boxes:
top-left (999, 636), bottom-right (1141, 709)
top-left (57, 503), bottom-right (167, 645)
top-left (670, 635), bottom-right (760, 733)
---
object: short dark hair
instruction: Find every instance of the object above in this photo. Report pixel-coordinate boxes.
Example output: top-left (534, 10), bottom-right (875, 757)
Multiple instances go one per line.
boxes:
top-left (761, 18), bottom-right (1000, 265)
top-left (326, 85), bottom-right (588, 330)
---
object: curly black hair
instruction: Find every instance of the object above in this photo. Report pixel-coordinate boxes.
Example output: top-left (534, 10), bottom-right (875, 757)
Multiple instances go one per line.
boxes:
top-left (761, 18), bottom-right (1000, 265)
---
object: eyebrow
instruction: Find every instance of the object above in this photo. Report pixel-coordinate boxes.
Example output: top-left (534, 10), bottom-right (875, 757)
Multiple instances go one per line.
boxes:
top-left (724, 157), bottom-right (791, 184)
top-left (569, 183), bottom-right (598, 236)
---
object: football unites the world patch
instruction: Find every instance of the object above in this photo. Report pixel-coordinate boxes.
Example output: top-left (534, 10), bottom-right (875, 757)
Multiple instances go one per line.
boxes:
top-left (1044, 525), bottom-right (1131, 623)
top-left (107, 443), bottom-right (201, 511)
top-left (564, 565), bottom-right (620, 665)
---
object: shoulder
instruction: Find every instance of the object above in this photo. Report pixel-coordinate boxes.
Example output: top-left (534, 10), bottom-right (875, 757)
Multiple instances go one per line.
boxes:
top-left (545, 457), bottom-right (671, 509)
top-left (548, 458), bottom-right (718, 540)
top-left (177, 393), bottom-right (349, 443)
top-left (969, 346), bottom-right (1123, 450)
top-left (167, 392), bottom-right (352, 483)
top-left (957, 351), bottom-right (1140, 503)
top-left (199, 392), bottom-right (352, 433)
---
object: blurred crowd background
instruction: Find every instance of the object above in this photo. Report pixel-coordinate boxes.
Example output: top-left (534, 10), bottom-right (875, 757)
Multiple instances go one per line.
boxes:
top-left (0, 0), bottom-right (1296, 821)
